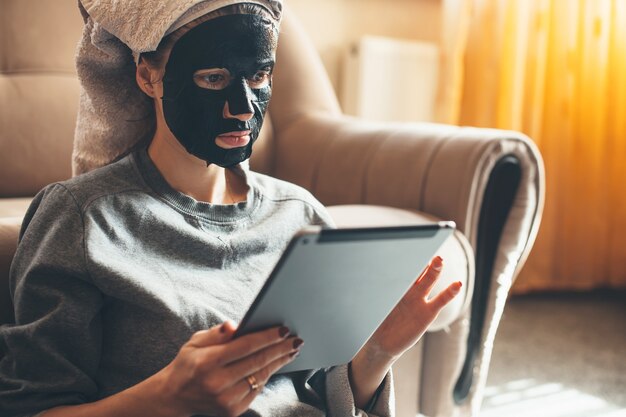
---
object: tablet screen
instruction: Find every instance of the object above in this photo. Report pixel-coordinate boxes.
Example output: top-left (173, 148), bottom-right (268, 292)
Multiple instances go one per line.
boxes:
top-left (235, 222), bottom-right (455, 373)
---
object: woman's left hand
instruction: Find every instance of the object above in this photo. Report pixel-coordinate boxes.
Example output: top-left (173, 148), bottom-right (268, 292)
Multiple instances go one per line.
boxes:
top-left (360, 255), bottom-right (462, 364)
top-left (349, 256), bottom-right (462, 408)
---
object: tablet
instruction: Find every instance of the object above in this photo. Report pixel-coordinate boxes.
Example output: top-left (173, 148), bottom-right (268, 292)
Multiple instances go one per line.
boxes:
top-left (234, 221), bottom-right (455, 373)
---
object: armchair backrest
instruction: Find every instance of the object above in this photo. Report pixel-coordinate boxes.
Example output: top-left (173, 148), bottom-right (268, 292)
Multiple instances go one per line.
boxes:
top-left (0, 0), bottom-right (82, 197)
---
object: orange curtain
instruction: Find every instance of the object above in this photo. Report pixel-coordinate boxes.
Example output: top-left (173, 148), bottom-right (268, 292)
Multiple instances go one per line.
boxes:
top-left (438, 0), bottom-right (626, 292)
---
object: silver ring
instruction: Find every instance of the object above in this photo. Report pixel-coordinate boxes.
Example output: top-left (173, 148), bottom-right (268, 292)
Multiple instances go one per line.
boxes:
top-left (246, 374), bottom-right (259, 391)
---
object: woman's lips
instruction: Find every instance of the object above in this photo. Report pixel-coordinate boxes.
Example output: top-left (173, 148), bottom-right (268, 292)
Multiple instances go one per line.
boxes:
top-left (215, 130), bottom-right (251, 149)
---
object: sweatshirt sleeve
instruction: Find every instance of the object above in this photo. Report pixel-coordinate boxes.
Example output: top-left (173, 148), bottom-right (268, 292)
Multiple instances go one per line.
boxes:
top-left (325, 364), bottom-right (394, 417)
top-left (0, 184), bottom-right (103, 417)
top-left (296, 364), bottom-right (394, 416)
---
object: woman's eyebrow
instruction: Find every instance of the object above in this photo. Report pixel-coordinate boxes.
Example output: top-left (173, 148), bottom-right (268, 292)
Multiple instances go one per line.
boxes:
top-left (256, 59), bottom-right (275, 68)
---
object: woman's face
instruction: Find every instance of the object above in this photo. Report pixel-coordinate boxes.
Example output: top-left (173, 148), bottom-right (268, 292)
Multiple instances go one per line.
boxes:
top-left (160, 14), bottom-right (278, 167)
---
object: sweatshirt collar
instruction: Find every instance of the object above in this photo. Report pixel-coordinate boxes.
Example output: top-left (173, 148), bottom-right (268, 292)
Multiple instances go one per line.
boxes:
top-left (133, 147), bottom-right (260, 224)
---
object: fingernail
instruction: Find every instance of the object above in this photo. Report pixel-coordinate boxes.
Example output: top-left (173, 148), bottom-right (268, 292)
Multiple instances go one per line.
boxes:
top-left (432, 256), bottom-right (443, 271)
top-left (278, 326), bottom-right (290, 338)
top-left (293, 338), bottom-right (304, 349)
top-left (452, 281), bottom-right (462, 293)
top-left (289, 350), bottom-right (301, 358)
top-left (220, 321), bottom-right (229, 333)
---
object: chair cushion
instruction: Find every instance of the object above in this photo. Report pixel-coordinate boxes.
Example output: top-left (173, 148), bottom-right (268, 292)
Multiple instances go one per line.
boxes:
top-left (0, 217), bottom-right (22, 324)
top-left (0, 198), bottom-right (31, 324)
top-left (0, 198), bottom-right (32, 218)
top-left (326, 205), bottom-right (474, 331)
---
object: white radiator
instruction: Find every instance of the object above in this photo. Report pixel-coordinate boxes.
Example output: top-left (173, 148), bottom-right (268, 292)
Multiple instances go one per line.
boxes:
top-left (340, 35), bottom-right (440, 123)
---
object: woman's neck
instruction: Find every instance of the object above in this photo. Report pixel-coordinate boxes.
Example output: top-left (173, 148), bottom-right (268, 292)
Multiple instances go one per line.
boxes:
top-left (147, 130), bottom-right (248, 205)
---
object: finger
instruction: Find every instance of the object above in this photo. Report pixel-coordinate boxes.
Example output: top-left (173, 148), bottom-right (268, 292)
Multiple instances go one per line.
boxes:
top-left (214, 326), bottom-right (291, 366)
top-left (414, 256), bottom-right (444, 296)
top-left (223, 337), bottom-right (303, 385)
top-left (428, 281), bottom-right (462, 312)
top-left (221, 320), bottom-right (238, 335)
top-left (229, 348), bottom-right (301, 405)
top-left (189, 321), bottom-right (236, 347)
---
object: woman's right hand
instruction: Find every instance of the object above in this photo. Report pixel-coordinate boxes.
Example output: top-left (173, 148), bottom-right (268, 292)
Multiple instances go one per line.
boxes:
top-left (158, 321), bottom-right (303, 417)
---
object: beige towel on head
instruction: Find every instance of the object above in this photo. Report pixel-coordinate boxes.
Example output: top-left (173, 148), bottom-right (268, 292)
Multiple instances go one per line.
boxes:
top-left (72, 0), bottom-right (283, 175)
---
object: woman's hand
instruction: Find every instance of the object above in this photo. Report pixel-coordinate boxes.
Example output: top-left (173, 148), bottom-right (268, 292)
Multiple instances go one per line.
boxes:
top-left (157, 321), bottom-right (303, 417)
top-left (39, 322), bottom-right (302, 417)
top-left (363, 255), bottom-right (462, 361)
top-left (349, 256), bottom-right (462, 408)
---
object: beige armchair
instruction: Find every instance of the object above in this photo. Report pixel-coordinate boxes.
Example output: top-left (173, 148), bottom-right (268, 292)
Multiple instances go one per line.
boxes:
top-left (0, 1), bottom-right (544, 416)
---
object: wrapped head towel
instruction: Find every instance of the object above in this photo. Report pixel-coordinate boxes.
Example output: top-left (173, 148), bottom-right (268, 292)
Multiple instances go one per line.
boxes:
top-left (73, 0), bottom-right (283, 175)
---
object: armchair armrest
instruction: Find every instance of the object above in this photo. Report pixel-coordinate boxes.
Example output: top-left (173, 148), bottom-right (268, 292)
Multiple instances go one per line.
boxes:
top-left (273, 113), bottom-right (545, 411)
top-left (274, 113), bottom-right (543, 242)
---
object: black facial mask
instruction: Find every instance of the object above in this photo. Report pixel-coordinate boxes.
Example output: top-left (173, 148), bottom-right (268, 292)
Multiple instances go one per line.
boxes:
top-left (162, 14), bottom-right (277, 167)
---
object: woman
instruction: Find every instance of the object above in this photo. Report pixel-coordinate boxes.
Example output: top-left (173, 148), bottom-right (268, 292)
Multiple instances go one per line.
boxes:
top-left (0, 1), bottom-right (462, 416)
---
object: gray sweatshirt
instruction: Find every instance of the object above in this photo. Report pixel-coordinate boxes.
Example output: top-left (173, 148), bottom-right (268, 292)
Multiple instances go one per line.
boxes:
top-left (0, 149), bottom-right (393, 417)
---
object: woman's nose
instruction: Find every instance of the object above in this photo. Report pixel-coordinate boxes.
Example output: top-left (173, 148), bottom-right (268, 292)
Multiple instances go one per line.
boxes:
top-left (223, 101), bottom-right (254, 122)
top-left (223, 79), bottom-right (254, 121)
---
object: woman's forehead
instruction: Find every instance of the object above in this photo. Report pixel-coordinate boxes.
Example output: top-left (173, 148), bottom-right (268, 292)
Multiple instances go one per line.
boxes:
top-left (165, 16), bottom-right (277, 76)
top-left (175, 14), bottom-right (278, 58)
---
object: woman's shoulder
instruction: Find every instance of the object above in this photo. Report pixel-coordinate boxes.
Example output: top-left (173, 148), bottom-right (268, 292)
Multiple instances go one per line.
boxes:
top-left (43, 153), bottom-right (147, 211)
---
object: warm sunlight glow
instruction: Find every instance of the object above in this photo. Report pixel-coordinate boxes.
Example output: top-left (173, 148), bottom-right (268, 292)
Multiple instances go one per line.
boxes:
top-left (480, 379), bottom-right (626, 417)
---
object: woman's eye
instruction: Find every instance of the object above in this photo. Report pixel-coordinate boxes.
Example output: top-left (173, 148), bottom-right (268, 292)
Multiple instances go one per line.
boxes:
top-left (193, 70), bottom-right (231, 90)
top-left (207, 74), bottom-right (222, 83)
top-left (248, 71), bottom-right (271, 88)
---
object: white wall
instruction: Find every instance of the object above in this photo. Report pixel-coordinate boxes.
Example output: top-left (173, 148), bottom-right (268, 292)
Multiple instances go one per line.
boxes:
top-left (286, 0), bottom-right (442, 95)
